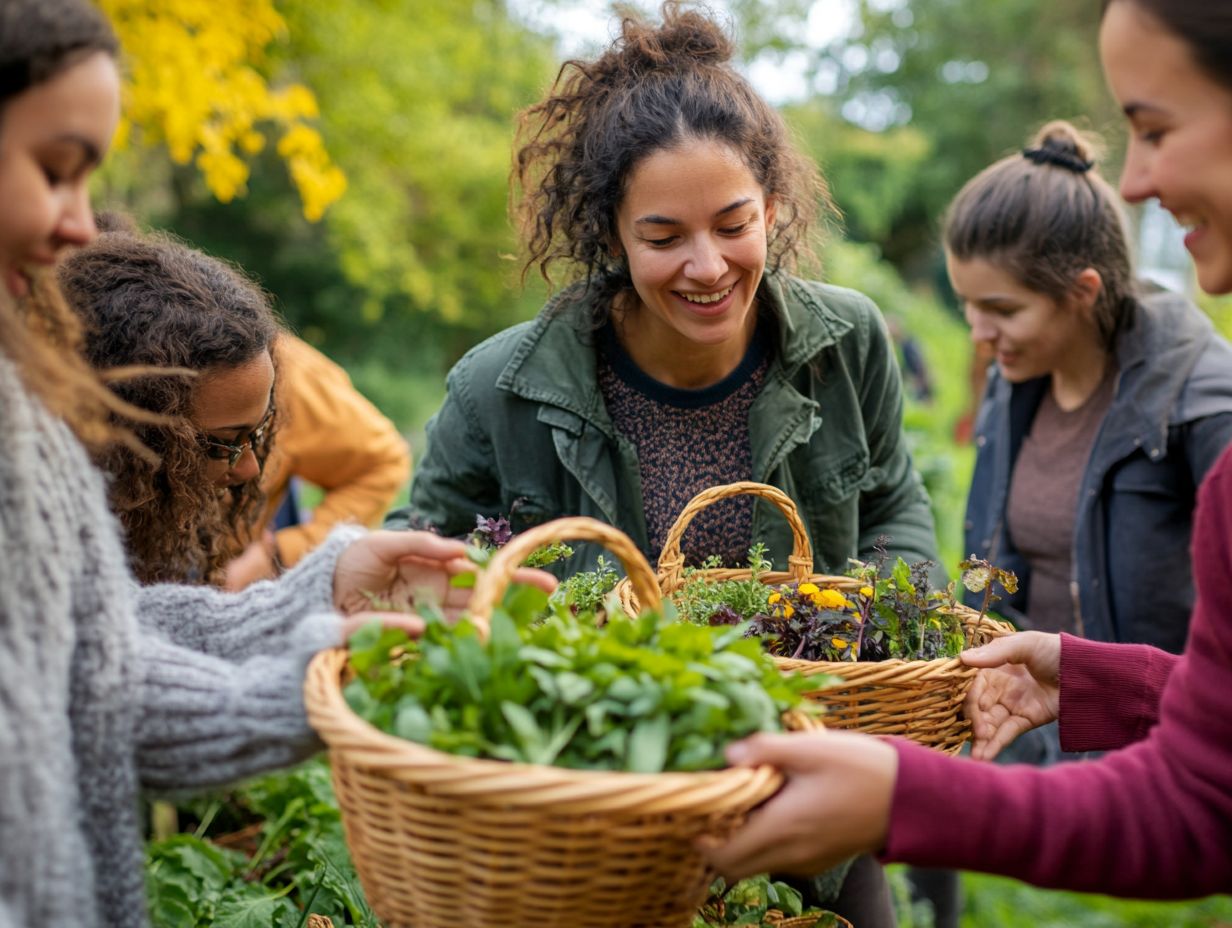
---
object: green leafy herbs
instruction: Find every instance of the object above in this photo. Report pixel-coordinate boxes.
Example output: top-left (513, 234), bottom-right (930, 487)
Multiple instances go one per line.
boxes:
top-left (146, 760), bottom-right (378, 927)
top-left (549, 554), bottom-right (619, 614)
top-left (673, 543), bottom-right (775, 627)
top-left (693, 875), bottom-right (845, 927)
top-left (343, 588), bottom-right (814, 773)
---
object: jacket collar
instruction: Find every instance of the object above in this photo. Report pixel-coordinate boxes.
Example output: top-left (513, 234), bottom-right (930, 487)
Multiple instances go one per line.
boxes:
top-left (995, 289), bottom-right (1216, 464)
top-left (495, 271), bottom-right (854, 422)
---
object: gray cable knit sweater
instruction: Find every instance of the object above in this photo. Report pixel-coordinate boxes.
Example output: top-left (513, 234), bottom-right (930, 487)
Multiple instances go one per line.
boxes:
top-left (0, 355), bottom-right (357, 928)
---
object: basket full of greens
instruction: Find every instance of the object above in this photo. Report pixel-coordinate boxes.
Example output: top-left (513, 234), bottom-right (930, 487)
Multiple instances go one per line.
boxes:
top-left (614, 482), bottom-right (1014, 755)
top-left (304, 516), bottom-right (820, 928)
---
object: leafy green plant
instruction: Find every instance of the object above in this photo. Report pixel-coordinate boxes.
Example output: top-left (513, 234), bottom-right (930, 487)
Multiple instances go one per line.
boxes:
top-left (693, 875), bottom-right (845, 927)
top-left (674, 543), bottom-right (775, 627)
top-left (343, 586), bottom-right (815, 773)
top-left (549, 554), bottom-right (619, 614)
top-left (146, 760), bottom-right (378, 927)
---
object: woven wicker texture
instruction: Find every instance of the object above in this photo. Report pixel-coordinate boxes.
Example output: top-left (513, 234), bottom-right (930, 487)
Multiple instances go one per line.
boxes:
top-left (614, 482), bottom-right (1014, 755)
top-left (769, 916), bottom-right (853, 928)
top-left (306, 516), bottom-right (805, 928)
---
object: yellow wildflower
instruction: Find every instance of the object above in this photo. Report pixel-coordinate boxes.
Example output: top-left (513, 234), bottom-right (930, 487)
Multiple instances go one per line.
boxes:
top-left (783, 604), bottom-right (795, 618)
top-left (831, 637), bottom-right (849, 649)
top-left (768, 591), bottom-right (782, 604)
top-left (798, 582), bottom-right (820, 596)
top-left (860, 585), bottom-right (874, 598)
top-left (817, 588), bottom-right (854, 611)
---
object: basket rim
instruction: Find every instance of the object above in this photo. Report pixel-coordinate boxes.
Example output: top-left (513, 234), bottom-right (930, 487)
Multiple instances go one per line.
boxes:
top-left (305, 647), bottom-right (790, 811)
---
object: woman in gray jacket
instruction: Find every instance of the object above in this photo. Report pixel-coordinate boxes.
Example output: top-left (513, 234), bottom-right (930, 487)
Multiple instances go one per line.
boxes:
top-left (954, 120), bottom-right (1232, 658)
top-left (0, 4), bottom-right (547, 926)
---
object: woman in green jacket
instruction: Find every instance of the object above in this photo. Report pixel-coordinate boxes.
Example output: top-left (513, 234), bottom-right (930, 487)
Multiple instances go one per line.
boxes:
top-left (391, 6), bottom-right (939, 922)
top-left (392, 4), bottom-right (938, 586)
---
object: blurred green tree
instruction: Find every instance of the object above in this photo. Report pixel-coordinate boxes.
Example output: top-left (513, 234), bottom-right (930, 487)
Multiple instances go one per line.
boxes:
top-left (815, 0), bottom-right (1117, 270)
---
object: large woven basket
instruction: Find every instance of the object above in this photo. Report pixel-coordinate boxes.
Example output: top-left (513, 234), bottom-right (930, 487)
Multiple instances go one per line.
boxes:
top-left (615, 482), bottom-right (1013, 755)
top-left (306, 516), bottom-right (814, 928)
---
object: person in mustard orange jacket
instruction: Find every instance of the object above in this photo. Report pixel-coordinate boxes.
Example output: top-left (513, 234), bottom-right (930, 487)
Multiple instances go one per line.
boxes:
top-left (224, 333), bottom-right (412, 589)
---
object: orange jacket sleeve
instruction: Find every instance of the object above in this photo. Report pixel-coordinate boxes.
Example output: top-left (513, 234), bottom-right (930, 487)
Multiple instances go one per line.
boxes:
top-left (261, 334), bottom-right (411, 566)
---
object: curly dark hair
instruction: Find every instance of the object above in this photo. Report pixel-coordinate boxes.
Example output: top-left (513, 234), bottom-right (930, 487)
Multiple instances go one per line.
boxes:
top-left (513, 1), bottom-right (833, 316)
top-left (58, 218), bottom-right (283, 585)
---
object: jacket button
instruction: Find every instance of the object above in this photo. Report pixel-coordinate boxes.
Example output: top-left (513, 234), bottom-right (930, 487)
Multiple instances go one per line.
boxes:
top-left (976, 435), bottom-right (987, 447)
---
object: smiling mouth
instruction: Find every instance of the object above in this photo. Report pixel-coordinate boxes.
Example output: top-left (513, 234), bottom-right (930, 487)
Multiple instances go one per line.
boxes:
top-left (677, 284), bottom-right (734, 305)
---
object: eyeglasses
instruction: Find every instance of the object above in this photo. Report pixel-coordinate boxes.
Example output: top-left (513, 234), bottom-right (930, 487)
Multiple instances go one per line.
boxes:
top-left (199, 408), bottom-right (274, 469)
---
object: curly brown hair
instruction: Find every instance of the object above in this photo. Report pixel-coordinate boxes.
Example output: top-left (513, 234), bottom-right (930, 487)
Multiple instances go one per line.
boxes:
top-left (513, 1), bottom-right (833, 317)
top-left (0, 0), bottom-right (138, 454)
top-left (58, 221), bottom-right (283, 585)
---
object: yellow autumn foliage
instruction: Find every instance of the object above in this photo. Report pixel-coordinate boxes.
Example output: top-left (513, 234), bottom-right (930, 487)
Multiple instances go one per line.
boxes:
top-left (98, 0), bottom-right (345, 220)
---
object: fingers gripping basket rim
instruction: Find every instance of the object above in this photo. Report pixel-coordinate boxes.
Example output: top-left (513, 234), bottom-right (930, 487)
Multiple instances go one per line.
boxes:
top-left (304, 516), bottom-right (809, 928)
top-left (614, 482), bottom-right (1014, 755)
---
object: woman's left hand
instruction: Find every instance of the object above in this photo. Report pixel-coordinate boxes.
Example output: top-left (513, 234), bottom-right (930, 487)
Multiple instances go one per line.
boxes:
top-left (332, 530), bottom-right (557, 638)
top-left (698, 729), bottom-right (898, 882)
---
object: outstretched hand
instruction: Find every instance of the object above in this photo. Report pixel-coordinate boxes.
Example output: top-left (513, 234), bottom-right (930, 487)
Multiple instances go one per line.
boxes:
top-left (698, 730), bottom-right (898, 882)
top-left (962, 631), bottom-right (1062, 761)
top-left (332, 530), bottom-right (557, 640)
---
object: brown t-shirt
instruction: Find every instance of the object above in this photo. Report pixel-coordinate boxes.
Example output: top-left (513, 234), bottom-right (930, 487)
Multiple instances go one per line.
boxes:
top-left (1005, 368), bottom-right (1117, 635)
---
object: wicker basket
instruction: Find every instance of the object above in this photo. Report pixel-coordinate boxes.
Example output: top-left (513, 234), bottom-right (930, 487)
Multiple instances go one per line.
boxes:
top-left (769, 916), bottom-right (853, 928)
top-left (306, 516), bottom-right (815, 928)
top-left (614, 482), bottom-right (1014, 755)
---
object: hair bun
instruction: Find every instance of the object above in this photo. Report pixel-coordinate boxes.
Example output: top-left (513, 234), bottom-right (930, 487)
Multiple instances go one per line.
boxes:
top-left (614, 2), bottom-right (734, 75)
top-left (1024, 120), bottom-right (1101, 173)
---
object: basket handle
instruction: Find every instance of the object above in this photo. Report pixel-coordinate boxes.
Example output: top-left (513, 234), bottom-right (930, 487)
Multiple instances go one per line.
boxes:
top-left (657, 482), bottom-right (814, 590)
top-left (468, 516), bottom-right (662, 639)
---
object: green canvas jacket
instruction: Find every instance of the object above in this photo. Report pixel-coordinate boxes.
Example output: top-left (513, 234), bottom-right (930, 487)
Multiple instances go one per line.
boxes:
top-left (388, 272), bottom-right (939, 576)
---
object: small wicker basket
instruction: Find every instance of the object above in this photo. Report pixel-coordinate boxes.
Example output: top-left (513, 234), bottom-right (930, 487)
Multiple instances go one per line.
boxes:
top-left (615, 482), bottom-right (1013, 755)
top-left (305, 516), bottom-right (815, 928)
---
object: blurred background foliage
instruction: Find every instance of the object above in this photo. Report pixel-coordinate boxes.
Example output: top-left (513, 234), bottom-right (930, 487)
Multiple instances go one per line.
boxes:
top-left (103, 1), bottom-right (1226, 923)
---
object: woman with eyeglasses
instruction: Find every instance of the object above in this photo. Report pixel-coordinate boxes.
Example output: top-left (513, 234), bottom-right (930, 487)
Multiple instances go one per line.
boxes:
top-left (0, 3), bottom-right (553, 924)
top-left (58, 216), bottom-right (282, 585)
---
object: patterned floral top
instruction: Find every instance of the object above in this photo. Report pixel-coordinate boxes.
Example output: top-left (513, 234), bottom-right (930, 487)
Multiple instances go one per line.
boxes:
top-left (597, 317), bottom-right (770, 567)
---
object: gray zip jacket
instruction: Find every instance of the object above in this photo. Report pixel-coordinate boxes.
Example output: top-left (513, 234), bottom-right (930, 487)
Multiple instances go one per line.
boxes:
top-left (963, 288), bottom-right (1232, 651)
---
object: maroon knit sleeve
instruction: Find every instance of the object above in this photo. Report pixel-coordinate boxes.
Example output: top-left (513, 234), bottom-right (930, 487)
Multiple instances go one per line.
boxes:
top-left (1057, 634), bottom-right (1180, 752)
top-left (881, 446), bottom-right (1232, 898)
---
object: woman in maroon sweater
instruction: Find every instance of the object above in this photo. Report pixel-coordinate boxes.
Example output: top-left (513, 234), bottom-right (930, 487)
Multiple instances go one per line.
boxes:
top-left (703, 0), bottom-right (1232, 899)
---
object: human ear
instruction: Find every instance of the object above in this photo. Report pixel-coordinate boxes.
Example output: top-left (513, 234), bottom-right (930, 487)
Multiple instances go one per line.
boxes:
top-left (1069, 267), bottom-right (1103, 313)
top-left (764, 195), bottom-right (778, 230)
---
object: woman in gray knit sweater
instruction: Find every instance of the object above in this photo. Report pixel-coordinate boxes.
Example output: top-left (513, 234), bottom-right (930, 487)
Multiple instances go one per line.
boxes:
top-left (0, 4), bottom-right (550, 925)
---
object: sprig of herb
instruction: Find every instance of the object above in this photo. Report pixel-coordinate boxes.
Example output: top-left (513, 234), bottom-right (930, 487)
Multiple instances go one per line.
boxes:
top-left (674, 543), bottom-right (775, 627)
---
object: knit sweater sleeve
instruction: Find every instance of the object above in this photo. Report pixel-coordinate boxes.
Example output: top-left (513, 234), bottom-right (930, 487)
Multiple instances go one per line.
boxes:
top-left (134, 619), bottom-right (331, 790)
top-left (133, 524), bottom-right (363, 660)
top-left (133, 525), bottom-right (365, 790)
top-left (881, 448), bottom-right (1232, 899)
top-left (1057, 634), bottom-right (1180, 752)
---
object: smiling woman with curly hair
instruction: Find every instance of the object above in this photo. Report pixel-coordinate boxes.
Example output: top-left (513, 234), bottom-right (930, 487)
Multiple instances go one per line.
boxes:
top-left (58, 216), bottom-right (282, 585)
